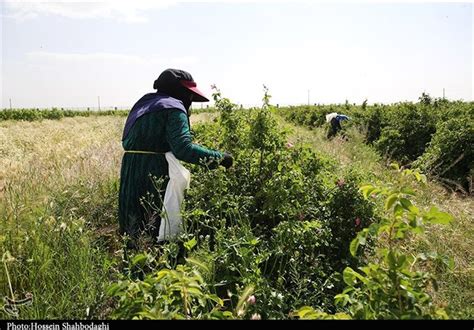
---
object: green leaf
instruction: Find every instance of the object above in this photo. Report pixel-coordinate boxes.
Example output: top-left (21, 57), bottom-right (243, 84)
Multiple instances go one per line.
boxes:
top-left (435, 308), bottom-right (449, 320)
top-left (370, 188), bottom-right (382, 197)
top-left (398, 254), bottom-right (407, 268)
top-left (186, 287), bottom-right (204, 296)
top-left (394, 204), bottom-right (404, 217)
top-left (410, 170), bottom-right (427, 183)
top-left (379, 248), bottom-right (389, 258)
top-left (334, 294), bottom-right (351, 307)
top-left (208, 294), bottom-right (224, 306)
top-left (297, 306), bottom-right (315, 318)
top-left (106, 282), bottom-right (125, 296)
top-left (184, 237), bottom-right (197, 251)
top-left (350, 231), bottom-right (367, 257)
top-left (131, 254), bottom-right (148, 267)
top-left (156, 269), bottom-right (170, 281)
top-left (377, 224), bottom-right (391, 235)
top-left (424, 207), bottom-right (453, 225)
top-left (411, 227), bottom-right (424, 234)
top-left (414, 171), bottom-right (422, 182)
top-left (342, 268), bottom-right (356, 285)
top-left (222, 311), bottom-right (234, 318)
top-left (445, 256), bottom-right (455, 270)
top-left (401, 187), bottom-right (416, 196)
top-left (342, 267), bottom-right (366, 286)
top-left (349, 238), bottom-right (359, 257)
top-left (387, 251), bottom-right (397, 268)
top-left (385, 193), bottom-right (399, 211)
top-left (138, 311), bottom-right (160, 320)
top-left (186, 257), bottom-right (210, 273)
top-left (394, 221), bottom-right (410, 239)
top-left (400, 197), bottom-right (419, 215)
top-left (360, 185), bottom-right (375, 199)
top-left (249, 238), bottom-right (259, 246)
top-left (399, 197), bottom-right (411, 210)
top-left (432, 212), bottom-right (453, 225)
top-left (402, 168), bottom-right (413, 177)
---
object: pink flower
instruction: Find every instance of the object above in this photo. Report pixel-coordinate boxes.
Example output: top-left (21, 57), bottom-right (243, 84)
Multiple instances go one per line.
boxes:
top-left (247, 295), bottom-right (256, 305)
top-left (286, 142), bottom-right (294, 148)
top-left (355, 217), bottom-right (361, 227)
top-left (336, 178), bottom-right (345, 187)
top-left (210, 84), bottom-right (217, 90)
top-left (251, 313), bottom-right (261, 320)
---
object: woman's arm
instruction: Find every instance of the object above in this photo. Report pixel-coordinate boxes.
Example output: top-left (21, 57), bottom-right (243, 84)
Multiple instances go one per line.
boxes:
top-left (166, 109), bottom-right (223, 168)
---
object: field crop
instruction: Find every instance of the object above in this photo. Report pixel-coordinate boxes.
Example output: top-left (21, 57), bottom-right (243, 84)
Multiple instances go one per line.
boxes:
top-left (0, 92), bottom-right (472, 320)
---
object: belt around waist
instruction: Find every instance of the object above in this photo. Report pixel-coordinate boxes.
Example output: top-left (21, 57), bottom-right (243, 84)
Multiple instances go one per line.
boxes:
top-left (123, 150), bottom-right (165, 155)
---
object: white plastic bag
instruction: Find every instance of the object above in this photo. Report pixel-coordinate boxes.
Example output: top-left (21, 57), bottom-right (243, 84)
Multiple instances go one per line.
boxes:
top-left (157, 152), bottom-right (191, 242)
top-left (325, 112), bottom-right (338, 123)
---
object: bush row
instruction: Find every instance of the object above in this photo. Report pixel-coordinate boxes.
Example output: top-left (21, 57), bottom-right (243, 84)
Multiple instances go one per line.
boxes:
top-left (108, 89), bottom-right (451, 320)
top-left (279, 95), bottom-right (473, 192)
top-left (0, 108), bottom-right (129, 121)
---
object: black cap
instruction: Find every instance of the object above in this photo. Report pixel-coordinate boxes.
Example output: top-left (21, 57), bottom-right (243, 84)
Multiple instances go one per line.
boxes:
top-left (153, 68), bottom-right (209, 102)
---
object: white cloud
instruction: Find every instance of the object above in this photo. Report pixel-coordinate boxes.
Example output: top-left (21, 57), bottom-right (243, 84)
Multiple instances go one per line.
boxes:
top-left (27, 51), bottom-right (149, 63)
top-left (4, 0), bottom-right (176, 23)
top-left (3, 0), bottom-right (463, 23)
top-left (26, 51), bottom-right (198, 66)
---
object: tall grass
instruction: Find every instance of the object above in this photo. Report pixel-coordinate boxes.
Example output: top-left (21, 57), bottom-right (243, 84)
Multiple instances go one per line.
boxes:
top-left (0, 113), bottom-right (220, 319)
top-left (0, 117), bottom-right (124, 319)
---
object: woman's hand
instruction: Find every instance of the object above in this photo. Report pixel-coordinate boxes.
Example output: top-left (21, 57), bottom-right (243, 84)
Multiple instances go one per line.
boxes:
top-left (220, 152), bottom-right (234, 169)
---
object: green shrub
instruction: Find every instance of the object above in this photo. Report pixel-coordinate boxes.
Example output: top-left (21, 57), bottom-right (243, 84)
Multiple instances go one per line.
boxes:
top-left (374, 103), bottom-right (436, 163)
top-left (295, 166), bottom-right (453, 320)
top-left (108, 253), bottom-right (229, 320)
top-left (107, 89), bottom-right (455, 319)
top-left (279, 95), bottom-right (472, 189)
top-left (415, 116), bottom-right (474, 192)
top-left (323, 174), bottom-right (379, 271)
top-left (0, 108), bottom-right (128, 122)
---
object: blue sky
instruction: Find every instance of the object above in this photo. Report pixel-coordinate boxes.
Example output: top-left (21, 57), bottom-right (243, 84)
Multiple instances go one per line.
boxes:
top-left (1, 1), bottom-right (472, 108)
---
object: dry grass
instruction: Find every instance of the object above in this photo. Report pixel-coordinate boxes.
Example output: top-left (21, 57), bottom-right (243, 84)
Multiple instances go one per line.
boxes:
top-left (0, 116), bottom-right (123, 198)
top-left (0, 116), bottom-right (126, 319)
top-left (0, 113), bottom-right (211, 198)
top-left (0, 113), bottom-right (215, 319)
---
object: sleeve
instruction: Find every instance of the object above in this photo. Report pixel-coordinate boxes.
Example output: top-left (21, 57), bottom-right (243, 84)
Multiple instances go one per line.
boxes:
top-left (166, 109), bottom-right (224, 168)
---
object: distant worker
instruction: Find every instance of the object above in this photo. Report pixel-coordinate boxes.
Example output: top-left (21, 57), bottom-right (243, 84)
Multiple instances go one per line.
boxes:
top-left (326, 112), bottom-right (350, 139)
top-left (119, 68), bottom-right (233, 245)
